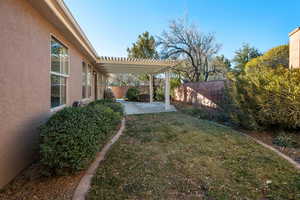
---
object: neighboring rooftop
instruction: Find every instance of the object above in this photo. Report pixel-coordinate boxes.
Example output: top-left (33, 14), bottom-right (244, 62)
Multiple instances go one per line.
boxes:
top-left (289, 27), bottom-right (300, 37)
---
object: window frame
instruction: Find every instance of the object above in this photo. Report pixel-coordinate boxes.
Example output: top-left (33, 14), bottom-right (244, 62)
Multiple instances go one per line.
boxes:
top-left (50, 35), bottom-right (70, 112)
top-left (81, 62), bottom-right (94, 101)
top-left (87, 64), bottom-right (92, 98)
top-left (82, 61), bottom-right (87, 100)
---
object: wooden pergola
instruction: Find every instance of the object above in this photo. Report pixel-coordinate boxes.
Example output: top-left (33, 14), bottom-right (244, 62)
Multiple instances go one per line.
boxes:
top-left (96, 56), bottom-right (180, 110)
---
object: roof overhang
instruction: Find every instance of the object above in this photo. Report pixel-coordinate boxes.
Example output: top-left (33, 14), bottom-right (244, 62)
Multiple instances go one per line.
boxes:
top-left (28, 0), bottom-right (99, 63)
top-left (28, 1), bottom-right (181, 74)
top-left (96, 57), bottom-right (180, 74)
top-left (289, 27), bottom-right (300, 37)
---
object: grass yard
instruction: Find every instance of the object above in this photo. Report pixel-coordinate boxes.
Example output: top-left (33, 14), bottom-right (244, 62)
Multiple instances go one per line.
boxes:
top-left (88, 112), bottom-right (300, 200)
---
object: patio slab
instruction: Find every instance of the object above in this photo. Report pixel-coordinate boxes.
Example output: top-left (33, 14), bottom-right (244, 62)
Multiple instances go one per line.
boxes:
top-left (117, 100), bottom-right (177, 115)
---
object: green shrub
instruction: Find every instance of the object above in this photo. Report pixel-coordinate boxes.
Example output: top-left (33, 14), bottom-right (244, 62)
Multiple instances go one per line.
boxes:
top-left (246, 44), bottom-right (289, 69)
top-left (273, 134), bottom-right (297, 148)
top-left (182, 107), bottom-right (230, 123)
top-left (233, 67), bottom-right (300, 130)
top-left (155, 86), bottom-right (165, 101)
top-left (39, 105), bottom-right (122, 175)
top-left (227, 45), bottom-right (300, 130)
top-left (88, 99), bottom-right (124, 116)
top-left (87, 104), bottom-right (122, 132)
top-left (137, 94), bottom-right (150, 102)
top-left (170, 77), bottom-right (181, 98)
top-left (126, 87), bottom-right (140, 101)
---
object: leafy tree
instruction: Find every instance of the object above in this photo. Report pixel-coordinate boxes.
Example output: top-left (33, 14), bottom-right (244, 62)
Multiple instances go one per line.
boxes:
top-left (158, 18), bottom-right (221, 82)
top-left (127, 31), bottom-right (159, 98)
top-left (246, 44), bottom-right (289, 69)
top-left (227, 44), bottom-right (300, 130)
top-left (127, 31), bottom-right (158, 59)
top-left (214, 55), bottom-right (231, 69)
top-left (232, 43), bottom-right (261, 73)
top-left (210, 55), bottom-right (231, 80)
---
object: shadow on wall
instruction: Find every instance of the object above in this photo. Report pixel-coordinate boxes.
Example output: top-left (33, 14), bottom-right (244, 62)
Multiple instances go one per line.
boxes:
top-left (0, 111), bottom-right (50, 188)
top-left (174, 80), bottom-right (226, 109)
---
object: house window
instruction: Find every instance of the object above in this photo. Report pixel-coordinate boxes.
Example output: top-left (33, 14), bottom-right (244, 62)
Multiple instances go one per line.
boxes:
top-left (82, 62), bottom-right (87, 99)
top-left (87, 64), bottom-right (92, 98)
top-left (50, 37), bottom-right (69, 108)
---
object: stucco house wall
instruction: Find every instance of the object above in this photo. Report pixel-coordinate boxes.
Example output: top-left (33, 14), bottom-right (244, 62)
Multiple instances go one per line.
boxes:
top-left (0, 0), bottom-right (105, 188)
top-left (289, 27), bottom-right (300, 69)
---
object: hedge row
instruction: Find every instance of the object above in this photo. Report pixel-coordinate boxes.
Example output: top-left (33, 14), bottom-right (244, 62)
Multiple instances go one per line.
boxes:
top-left (227, 45), bottom-right (300, 130)
top-left (228, 67), bottom-right (300, 130)
top-left (39, 100), bottom-right (124, 175)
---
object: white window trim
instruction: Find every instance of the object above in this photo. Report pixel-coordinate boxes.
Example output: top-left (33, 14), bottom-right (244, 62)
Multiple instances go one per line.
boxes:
top-left (82, 61), bottom-right (88, 100)
top-left (50, 35), bottom-right (70, 110)
top-left (82, 62), bottom-right (94, 100)
top-left (50, 104), bottom-right (66, 113)
top-left (50, 71), bottom-right (70, 78)
top-left (87, 64), bottom-right (92, 98)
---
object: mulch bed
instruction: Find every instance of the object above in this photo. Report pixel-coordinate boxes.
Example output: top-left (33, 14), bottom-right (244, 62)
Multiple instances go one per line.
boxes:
top-left (244, 130), bottom-right (300, 164)
top-left (0, 163), bottom-right (84, 200)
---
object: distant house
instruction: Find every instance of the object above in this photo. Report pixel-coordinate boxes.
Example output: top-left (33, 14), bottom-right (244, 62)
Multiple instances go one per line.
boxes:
top-left (289, 27), bottom-right (300, 68)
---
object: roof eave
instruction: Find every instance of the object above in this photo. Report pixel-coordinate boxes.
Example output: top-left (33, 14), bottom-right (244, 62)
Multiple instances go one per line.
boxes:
top-left (289, 27), bottom-right (300, 37)
top-left (96, 56), bottom-right (181, 74)
top-left (28, 0), bottom-right (99, 62)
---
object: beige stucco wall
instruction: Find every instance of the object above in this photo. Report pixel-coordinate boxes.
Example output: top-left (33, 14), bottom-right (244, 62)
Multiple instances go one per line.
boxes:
top-left (0, 0), bottom-right (102, 188)
top-left (289, 28), bottom-right (300, 69)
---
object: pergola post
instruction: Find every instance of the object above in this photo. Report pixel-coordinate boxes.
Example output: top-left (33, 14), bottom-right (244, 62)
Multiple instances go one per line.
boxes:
top-left (149, 74), bottom-right (153, 103)
top-left (165, 70), bottom-right (170, 110)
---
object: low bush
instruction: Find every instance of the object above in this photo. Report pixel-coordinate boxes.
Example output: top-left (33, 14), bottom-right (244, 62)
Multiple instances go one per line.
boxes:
top-left (137, 94), bottom-right (150, 102)
top-left (227, 45), bottom-right (300, 130)
top-left (155, 86), bottom-right (165, 101)
top-left (126, 87), bottom-right (139, 101)
top-left (88, 99), bottom-right (124, 116)
top-left (273, 133), bottom-right (298, 148)
top-left (39, 103), bottom-right (122, 176)
top-left (228, 66), bottom-right (300, 130)
top-left (182, 107), bottom-right (230, 124)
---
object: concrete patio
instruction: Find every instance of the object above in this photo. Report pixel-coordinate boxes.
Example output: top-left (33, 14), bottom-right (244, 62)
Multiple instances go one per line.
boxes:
top-left (117, 100), bottom-right (177, 115)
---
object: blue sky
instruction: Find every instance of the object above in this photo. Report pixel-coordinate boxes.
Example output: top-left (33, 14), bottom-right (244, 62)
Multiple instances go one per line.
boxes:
top-left (64, 0), bottom-right (299, 59)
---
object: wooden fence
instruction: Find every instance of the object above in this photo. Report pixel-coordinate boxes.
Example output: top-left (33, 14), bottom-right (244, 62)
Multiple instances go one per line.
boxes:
top-left (173, 80), bottom-right (227, 109)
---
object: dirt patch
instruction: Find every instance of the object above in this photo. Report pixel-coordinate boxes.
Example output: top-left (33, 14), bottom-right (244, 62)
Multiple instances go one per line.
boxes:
top-left (0, 163), bottom-right (84, 200)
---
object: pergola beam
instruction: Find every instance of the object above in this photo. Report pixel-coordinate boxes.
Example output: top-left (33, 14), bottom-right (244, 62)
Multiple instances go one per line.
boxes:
top-left (98, 56), bottom-right (177, 67)
top-left (96, 56), bottom-right (179, 74)
top-left (95, 56), bottom-right (179, 110)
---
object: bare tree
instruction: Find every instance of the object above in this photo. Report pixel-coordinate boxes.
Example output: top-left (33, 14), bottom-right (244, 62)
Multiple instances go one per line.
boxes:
top-left (158, 18), bottom-right (221, 82)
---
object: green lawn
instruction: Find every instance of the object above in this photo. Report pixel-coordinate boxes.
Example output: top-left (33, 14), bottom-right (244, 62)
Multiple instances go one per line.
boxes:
top-left (88, 112), bottom-right (300, 200)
